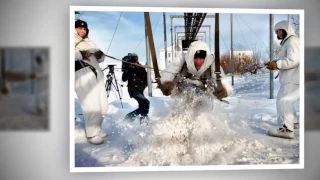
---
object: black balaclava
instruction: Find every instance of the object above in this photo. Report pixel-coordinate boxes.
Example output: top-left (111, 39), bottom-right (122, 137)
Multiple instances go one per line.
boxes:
top-left (194, 50), bottom-right (207, 59)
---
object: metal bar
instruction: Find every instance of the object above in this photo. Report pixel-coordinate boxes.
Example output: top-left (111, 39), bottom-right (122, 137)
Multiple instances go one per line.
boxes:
top-left (31, 49), bottom-right (35, 94)
top-left (174, 24), bottom-right (176, 62)
top-left (174, 25), bottom-right (212, 28)
top-left (209, 26), bottom-right (211, 51)
top-left (171, 16), bottom-right (215, 57)
top-left (176, 32), bottom-right (206, 44)
top-left (230, 13), bottom-right (234, 86)
top-left (192, 13), bottom-right (207, 40)
top-left (0, 48), bottom-right (6, 92)
top-left (145, 16), bottom-right (152, 96)
top-left (178, 36), bottom-right (203, 40)
top-left (170, 17), bottom-right (173, 65)
top-left (270, 14), bottom-right (274, 99)
top-left (170, 15), bottom-right (215, 18)
top-left (163, 12), bottom-right (168, 68)
top-left (176, 31), bottom-right (207, 34)
top-left (214, 13), bottom-right (222, 83)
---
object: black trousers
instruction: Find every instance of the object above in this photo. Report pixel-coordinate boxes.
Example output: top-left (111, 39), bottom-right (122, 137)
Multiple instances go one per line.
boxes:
top-left (125, 92), bottom-right (150, 120)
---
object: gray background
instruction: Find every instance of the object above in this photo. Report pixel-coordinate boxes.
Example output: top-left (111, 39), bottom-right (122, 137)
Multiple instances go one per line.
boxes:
top-left (0, 0), bottom-right (319, 179)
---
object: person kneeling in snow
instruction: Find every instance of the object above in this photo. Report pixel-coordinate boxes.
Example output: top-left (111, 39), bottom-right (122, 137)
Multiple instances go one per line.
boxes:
top-left (265, 20), bottom-right (300, 139)
top-left (122, 53), bottom-right (149, 124)
top-left (159, 41), bottom-right (233, 109)
top-left (74, 19), bottom-right (109, 145)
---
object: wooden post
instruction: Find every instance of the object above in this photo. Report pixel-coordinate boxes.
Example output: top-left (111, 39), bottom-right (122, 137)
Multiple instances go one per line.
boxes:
top-left (144, 12), bottom-right (161, 86)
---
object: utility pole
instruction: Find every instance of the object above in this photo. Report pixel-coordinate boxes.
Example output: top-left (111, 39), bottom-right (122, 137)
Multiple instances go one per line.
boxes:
top-left (214, 13), bottom-right (222, 90)
top-left (145, 12), bottom-right (162, 93)
top-left (170, 17), bottom-right (173, 64)
top-left (230, 13), bottom-right (234, 86)
top-left (31, 49), bottom-right (35, 95)
top-left (0, 49), bottom-right (6, 94)
top-left (269, 14), bottom-right (274, 99)
top-left (163, 12), bottom-right (168, 68)
top-left (174, 23), bottom-right (176, 62)
top-left (145, 17), bottom-right (152, 97)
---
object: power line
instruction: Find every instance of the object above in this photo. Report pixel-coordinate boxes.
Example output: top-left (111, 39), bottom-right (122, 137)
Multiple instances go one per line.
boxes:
top-left (152, 13), bottom-right (162, 33)
top-left (155, 41), bottom-right (164, 59)
top-left (236, 14), bottom-right (269, 50)
top-left (219, 32), bottom-right (230, 53)
top-left (157, 41), bottom-right (164, 51)
top-left (140, 39), bottom-right (165, 66)
top-left (234, 14), bottom-right (250, 50)
top-left (141, 40), bottom-right (164, 60)
top-left (106, 12), bottom-right (122, 55)
top-left (76, 11), bottom-right (85, 20)
top-left (139, 13), bottom-right (162, 55)
top-left (133, 12), bottom-right (162, 53)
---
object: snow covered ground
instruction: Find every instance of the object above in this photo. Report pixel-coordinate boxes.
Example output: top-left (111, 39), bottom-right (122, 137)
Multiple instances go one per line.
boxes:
top-left (0, 94), bottom-right (48, 130)
top-left (74, 68), bottom-right (301, 168)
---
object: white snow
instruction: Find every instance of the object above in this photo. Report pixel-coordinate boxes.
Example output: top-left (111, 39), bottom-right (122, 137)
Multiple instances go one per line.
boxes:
top-left (74, 68), bottom-right (300, 167)
top-left (0, 94), bottom-right (48, 130)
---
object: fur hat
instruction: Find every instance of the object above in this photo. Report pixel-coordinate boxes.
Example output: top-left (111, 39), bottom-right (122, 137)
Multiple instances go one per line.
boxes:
top-left (75, 19), bottom-right (89, 37)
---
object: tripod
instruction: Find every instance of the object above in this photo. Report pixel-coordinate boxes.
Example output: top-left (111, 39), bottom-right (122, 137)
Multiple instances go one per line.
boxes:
top-left (104, 65), bottom-right (123, 108)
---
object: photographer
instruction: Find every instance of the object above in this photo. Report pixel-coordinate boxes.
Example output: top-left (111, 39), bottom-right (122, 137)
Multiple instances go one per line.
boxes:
top-left (122, 53), bottom-right (149, 123)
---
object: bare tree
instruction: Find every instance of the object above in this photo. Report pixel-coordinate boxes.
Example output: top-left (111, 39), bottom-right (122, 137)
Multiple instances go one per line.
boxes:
top-left (251, 43), bottom-right (265, 64)
top-left (273, 42), bottom-right (281, 59)
top-left (290, 15), bottom-right (300, 37)
top-left (262, 42), bottom-right (281, 63)
top-left (220, 43), bottom-right (265, 75)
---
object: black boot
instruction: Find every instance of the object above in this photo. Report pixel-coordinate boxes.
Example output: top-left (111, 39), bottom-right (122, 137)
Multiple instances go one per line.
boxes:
top-left (124, 110), bottom-right (139, 122)
top-left (140, 115), bottom-right (149, 125)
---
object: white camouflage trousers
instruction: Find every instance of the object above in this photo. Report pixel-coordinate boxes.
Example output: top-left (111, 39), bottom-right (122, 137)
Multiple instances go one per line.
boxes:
top-left (276, 82), bottom-right (300, 131)
top-left (75, 64), bottom-right (109, 138)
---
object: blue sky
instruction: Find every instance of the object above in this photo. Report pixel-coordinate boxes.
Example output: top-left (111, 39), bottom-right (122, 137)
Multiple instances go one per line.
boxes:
top-left (74, 11), bottom-right (298, 67)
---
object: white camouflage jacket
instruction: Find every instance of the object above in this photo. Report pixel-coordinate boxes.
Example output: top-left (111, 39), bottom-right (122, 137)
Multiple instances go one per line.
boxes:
top-left (74, 31), bottom-right (105, 69)
top-left (274, 20), bottom-right (300, 85)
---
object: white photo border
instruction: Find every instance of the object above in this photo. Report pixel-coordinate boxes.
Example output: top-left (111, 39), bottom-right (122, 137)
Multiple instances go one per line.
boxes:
top-left (70, 6), bottom-right (304, 172)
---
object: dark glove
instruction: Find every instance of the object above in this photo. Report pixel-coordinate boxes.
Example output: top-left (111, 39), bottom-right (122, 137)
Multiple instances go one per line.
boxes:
top-left (29, 73), bottom-right (37, 80)
top-left (213, 87), bottom-right (227, 100)
top-left (94, 50), bottom-right (104, 59)
top-left (1, 87), bottom-right (9, 95)
top-left (265, 60), bottom-right (278, 70)
top-left (159, 81), bottom-right (175, 96)
top-left (80, 51), bottom-right (91, 60)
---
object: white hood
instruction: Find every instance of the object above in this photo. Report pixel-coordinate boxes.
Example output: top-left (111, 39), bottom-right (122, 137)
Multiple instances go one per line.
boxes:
top-left (160, 40), bottom-right (233, 96)
top-left (274, 20), bottom-right (297, 45)
top-left (274, 20), bottom-right (300, 85)
top-left (184, 41), bottom-right (212, 77)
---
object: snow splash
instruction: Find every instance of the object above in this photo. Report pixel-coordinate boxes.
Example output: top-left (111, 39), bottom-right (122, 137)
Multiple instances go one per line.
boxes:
top-left (117, 88), bottom-right (272, 166)
top-left (74, 72), bottom-right (300, 167)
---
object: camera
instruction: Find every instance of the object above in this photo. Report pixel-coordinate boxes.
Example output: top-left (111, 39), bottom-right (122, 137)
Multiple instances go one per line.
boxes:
top-left (107, 64), bottom-right (116, 73)
top-left (122, 53), bottom-right (138, 72)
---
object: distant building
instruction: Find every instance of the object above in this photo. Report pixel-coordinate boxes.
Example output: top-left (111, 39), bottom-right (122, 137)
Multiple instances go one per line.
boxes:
top-left (159, 45), bottom-right (182, 70)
